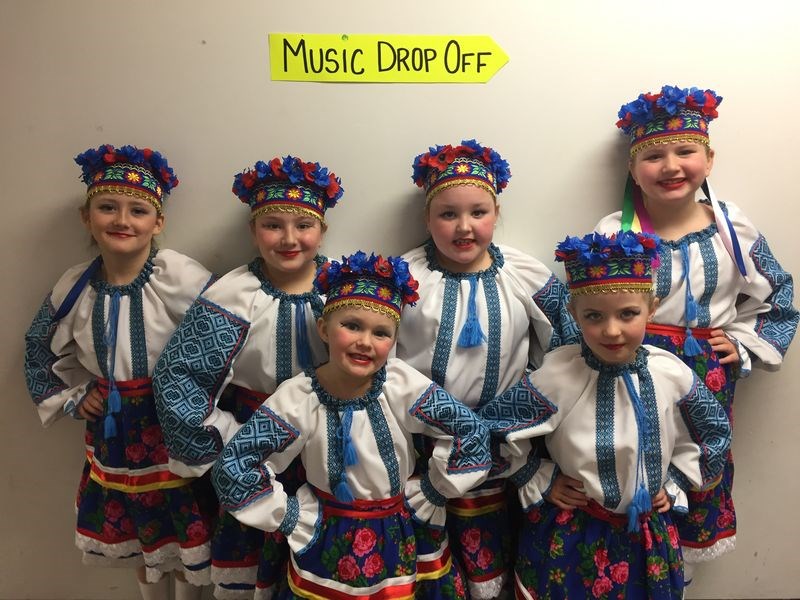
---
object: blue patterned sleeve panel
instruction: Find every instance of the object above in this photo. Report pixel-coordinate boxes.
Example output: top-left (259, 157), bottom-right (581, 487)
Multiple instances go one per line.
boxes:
top-left (211, 405), bottom-right (301, 513)
top-left (728, 234), bottom-right (798, 367)
top-left (24, 295), bottom-right (94, 425)
top-left (673, 375), bottom-right (731, 491)
top-left (409, 383), bottom-right (491, 477)
top-left (532, 273), bottom-right (581, 352)
top-left (153, 297), bottom-right (250, 466)
top-left (478, 373), bottom-right (559, 439)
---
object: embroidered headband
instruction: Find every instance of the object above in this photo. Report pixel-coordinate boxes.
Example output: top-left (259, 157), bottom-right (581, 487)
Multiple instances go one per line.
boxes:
top-left (555, 231), bottom-right (660, 296)
top-left (232, 156), bottom-right (343, 222)
top-left (412, 139), bottom-right (511, 203)
top-left (75, 144), bottom-right (178, 214)
top-left (616, 85), bottom-right (722, 157)
top-left (315, 251), bottom-right (420, 323)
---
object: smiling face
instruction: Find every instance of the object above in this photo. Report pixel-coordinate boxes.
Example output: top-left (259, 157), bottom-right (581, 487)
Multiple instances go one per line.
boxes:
top-left (570, 292), bottom-right (656, 365)
top-left (426, 184), bottom-right (498, 272)
top-left (81, 192), bottom-right (163, 261)
top-left (251, 211), bottom-right (324, 281)
top-left (317, 306), bottom-right (397, 387)
top-left (630, 142), bottom-right (714, 208)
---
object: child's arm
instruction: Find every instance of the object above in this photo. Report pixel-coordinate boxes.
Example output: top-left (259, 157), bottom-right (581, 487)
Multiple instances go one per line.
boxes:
top-left (389, 361), bottom-right (491, 528)
top-left (211, 386), bottom-right (316, 556)
top-left (719, 204), bottom-right (798, 372)
top-left (25, 292), bottom-right (97, 426)
top-left (665, 358), bottom-right (732, 512)
top-left (153, 294), bottom-right (251, 477)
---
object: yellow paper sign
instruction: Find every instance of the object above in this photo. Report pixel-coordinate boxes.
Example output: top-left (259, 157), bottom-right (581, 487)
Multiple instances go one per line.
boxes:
top-left (269, 34), bottom-right (508, 83)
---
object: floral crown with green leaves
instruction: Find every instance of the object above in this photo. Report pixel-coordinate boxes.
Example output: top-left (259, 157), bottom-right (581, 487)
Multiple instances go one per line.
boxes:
top-left (315, 251), bottom-right (420, 322)
top-left (555, 231), bottom-right (661, 296)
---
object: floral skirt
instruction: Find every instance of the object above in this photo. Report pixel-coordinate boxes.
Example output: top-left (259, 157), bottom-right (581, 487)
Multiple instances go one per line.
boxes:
top-left (76, 379), bottom-right (212, 584)
top-left (446, 481), bottom-right (514, 600)
top-left (645, 325), bottom-right (737, 562)
top-left (278, 490), bottom-right (417, 600)
top-left (212, 387), bottom-right (296, 599)
top-left (514, 501), bottom-right (683, 600)
top-left (413, 522), bottom-right (468, 599)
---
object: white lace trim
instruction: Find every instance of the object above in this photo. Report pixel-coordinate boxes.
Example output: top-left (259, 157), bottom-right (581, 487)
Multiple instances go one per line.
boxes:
top-left (682, 535), bottom-right (736, 563)
top-left (469, 571), bottom-right (507, 600)
top-left (211, 564), bottom-right (258, 586)
top-left (76, 532), bottom-right (210, 585)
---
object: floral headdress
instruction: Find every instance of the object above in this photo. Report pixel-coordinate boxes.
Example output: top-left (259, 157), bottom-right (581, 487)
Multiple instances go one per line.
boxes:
top-left (232, 156), bottom-right (343, 222)
top-left (75, 144), bottom-right (178, 214)
top-left (412, 139), bottom-right (511, 203)
top-left (555, 231), bottom-right (660, 296)
top-left (616, 85), bottom-right (722, 156)
top-left (315, 251), bottom-right (420, 323)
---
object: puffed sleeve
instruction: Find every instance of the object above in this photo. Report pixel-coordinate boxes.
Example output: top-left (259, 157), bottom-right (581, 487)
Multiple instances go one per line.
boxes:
top-left (659, 353), bottom-right (731, 512)
top-left (722, 203), bottom-right (798, 371)
top-left (500, 246), bottom-right (580, 367)
top-left (385, 360), bottom-right (491, 528)
top-left (24, 262), bottom-right (98, 426)
top-left (153, 265), bottom-right (258, 477)
top-left (481, 346), bottom-right (590, 510)
top-left (211, 376), bottom-right (321, 555)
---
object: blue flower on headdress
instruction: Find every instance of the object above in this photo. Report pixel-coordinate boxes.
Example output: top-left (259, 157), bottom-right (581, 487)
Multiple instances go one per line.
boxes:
top-left (347, 250), bottom-right (371, 273)
top-left (657, 85), bottom-right (689, 115)
top-left (314, 251), bottom-right (420, 307)
top-left (74, 144), bottom-right (179, 193)
top-left (619, 95), bottom-right (655, 125)
top-left (617, 230), bottom-right (644, 256)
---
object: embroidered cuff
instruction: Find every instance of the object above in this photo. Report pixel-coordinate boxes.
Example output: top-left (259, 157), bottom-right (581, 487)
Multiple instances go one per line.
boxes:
top-left (67, 380), bottom-right (97, 420)
top-left (729, 334), bottom-right (751, 379)
top-left (508, 452), bottom-right (541, 488)
top-left (421, 474), bottom-right (446, 507)
top-left (278, 496), bottom-right (299, 537)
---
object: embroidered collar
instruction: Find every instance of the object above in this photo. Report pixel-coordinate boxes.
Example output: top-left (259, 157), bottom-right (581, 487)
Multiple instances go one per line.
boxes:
top-left (582, 342), bottom-right (649, 375)
top-left (423, 239), bottom-right (504, 278)
top-left (90, 246), bottom-right (157, 296)
top-left (249, 254), bottom-right (326, 300)
top-left (656, 199), bottom-right (728, 247)
top-left (310, 366), bottom-right (387, 410)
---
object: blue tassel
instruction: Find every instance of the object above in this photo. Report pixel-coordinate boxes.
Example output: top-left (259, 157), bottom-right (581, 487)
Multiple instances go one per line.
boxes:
top-left (457, 275), bottom-right (486, 348)
top-left (294, 301), bottom-right (313, 370)
top-left (333, 478), bottom-right (355, 503)
top-left (104, 414), bottom-right (117, 439)
top-left (338, 407), bottom-right (358, 467)
top-left (107, 386), bottom-right (122, 414)
top-left (685, 294), bottom-right (698, 323)
top-left (626, 482), bottom-right (652, 533)
top-left (683, 329), bottom-right (703, 357)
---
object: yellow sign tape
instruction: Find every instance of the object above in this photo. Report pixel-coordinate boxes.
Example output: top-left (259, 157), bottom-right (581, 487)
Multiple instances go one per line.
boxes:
top-left (269, 33), bottom-right (508, 83)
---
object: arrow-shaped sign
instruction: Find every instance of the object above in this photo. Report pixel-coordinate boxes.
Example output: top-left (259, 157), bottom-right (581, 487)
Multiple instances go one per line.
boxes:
top-left (269, 33), bottom-right (508, 83)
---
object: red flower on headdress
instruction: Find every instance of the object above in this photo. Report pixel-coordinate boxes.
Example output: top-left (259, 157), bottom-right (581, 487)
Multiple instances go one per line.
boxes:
top-left (241, 171), bottom-right (257, 189)
top-left (374, 256), bottom-right (392, 278)
top-left (269, 157), bottom-right (284, 177)
top-left (326, 176), bottom-right (341, 199)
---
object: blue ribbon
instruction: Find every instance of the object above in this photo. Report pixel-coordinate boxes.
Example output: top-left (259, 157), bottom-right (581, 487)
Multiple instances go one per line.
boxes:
top-left (457, 275), bottom-right (487, 348)
top-left (622, 370), bottom-right (652, 532)
top-left (103, 291), bottom-right (121, 439)
top-left (679, 243), bottom-right (702, 357)
top-left (294, 300), bottom-right (313, 370)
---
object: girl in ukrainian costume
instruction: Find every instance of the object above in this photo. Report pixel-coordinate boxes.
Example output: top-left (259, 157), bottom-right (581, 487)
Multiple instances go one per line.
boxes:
top-left (153, 157), bottom-right (341, 599)
top-left (210, 252), bottom-right (491, 600)
top-left (480, 231), bottom-right (731, 599)
top-left (24, 145), bottom-right (215, 600)
top-left (397, 140), bottom-right (579, 599)
top-left (595, 85), bottom-right (798, 583)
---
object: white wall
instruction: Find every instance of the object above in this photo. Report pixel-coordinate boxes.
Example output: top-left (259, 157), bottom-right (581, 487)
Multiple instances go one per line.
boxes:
top-left (1, 1), bottom-right (798, 598)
